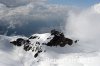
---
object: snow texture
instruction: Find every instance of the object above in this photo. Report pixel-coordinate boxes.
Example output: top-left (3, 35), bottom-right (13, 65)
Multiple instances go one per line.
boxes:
top-left (0, 2), bottom-right (100, 66)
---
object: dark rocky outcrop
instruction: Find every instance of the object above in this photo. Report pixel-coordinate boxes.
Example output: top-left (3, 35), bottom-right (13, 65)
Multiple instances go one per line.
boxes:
top-left (10, 38), bottom-right (43, 58)
top-left (74, 40), bottom-right (79, 43)
top-left (10, 29), bottom-right (78, 58)
top-left (29, 36), bottom-right (38, 39)
top-left (47, 29), bottom-right (73, 47)
top-left (10, 38), bottom-right (25, 46)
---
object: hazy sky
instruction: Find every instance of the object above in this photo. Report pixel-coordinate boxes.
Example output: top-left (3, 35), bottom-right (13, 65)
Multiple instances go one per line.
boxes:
top-left (0, 0), bottom-right (100, 36)
top-left (48, 0), bottom-right (100, 7)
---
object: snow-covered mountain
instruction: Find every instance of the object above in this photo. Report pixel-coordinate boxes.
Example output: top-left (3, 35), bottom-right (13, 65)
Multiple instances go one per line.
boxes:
top-left (0, 30), bottom-right (75, 66)
top-left (10, 30), bottom-right (75, 58)
top-left (0, 29), bottom-right (100, 66)
top-left (0, 2), bottom-right (100, 66)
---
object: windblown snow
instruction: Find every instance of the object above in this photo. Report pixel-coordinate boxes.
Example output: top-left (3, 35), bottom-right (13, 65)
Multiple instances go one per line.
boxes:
top-left (0, 2), bottom-right (100, 66)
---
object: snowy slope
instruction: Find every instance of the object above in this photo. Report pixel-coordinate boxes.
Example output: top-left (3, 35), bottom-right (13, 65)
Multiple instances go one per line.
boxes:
top-left (0, 3), bottom-right (100, 66)
top-left (0, 32), bottom-right (100, 66)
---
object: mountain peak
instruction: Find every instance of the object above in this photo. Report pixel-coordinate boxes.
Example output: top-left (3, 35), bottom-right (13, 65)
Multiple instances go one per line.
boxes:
top-left (10, 30), bottom-right (77, 58)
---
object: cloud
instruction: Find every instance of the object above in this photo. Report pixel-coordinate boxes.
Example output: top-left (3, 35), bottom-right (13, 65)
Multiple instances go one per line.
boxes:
top-left (93, 3), bottom-right (100, 14)
top-left (0, 0), bottom-right (47, 7)
top-left (0, 2), bottom-right (100, 66)
top-left (65, 3), bottom-right (100, 52)
top-left (66, 3), bottom-right (100, 39)
top-left (0, 1), bottom-right (73, 36)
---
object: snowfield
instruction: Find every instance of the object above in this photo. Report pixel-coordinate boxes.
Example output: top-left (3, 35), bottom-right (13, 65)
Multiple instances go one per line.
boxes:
top-left (0, 2), bottom-right (100, 66)
top-left (0, 31), bottom-right (100, 66)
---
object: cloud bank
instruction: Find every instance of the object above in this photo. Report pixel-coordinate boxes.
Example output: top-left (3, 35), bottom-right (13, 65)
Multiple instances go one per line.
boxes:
top-left (65, 3), bottom-right (100, 52)
top-left (0, 0), bottom-right (47, 7)
top-left (0, 1), bottom-right (100, 66)
top-left (0, 0), bottom-right (74, 36)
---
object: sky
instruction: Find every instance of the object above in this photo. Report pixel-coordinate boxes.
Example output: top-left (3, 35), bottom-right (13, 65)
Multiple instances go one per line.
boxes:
top-left (0, 0), bottom-right (100, 66)
top-left (48, 0), bottom-right (100, 8)
top-left (0, 0), bottom-right (100, 36)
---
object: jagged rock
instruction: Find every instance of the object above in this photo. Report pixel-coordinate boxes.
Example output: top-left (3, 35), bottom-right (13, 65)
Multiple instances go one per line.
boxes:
top-left (74, 40), bottom-right (79, 43)
top-left (47, 29), bottom-right (73, 47)
top-left (29, 36), bottom-right (38, 39)
top-left (10, 38), bottom-right (25, 46)
top-left (10, 29), bottom-right (77, 58)
top-left (24, 45), bottom-right (32, 51)
top-left (34, 47), bottom-right (42, 58)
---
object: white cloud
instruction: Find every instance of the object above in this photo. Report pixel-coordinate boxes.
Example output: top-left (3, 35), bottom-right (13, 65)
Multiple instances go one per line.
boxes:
top-left (0, 0), bottom-right (47, 7)
top-left (93, 3), bottom-right (100, 14)
top-left (0, 2), bottom-right (73, 35)
top-left (0, 3), bottom-right (100, 66)
top-left (65, 3), bottom-right (100, 52)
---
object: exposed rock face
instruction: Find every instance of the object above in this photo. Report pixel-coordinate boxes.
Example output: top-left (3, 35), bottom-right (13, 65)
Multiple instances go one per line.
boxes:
top-left (10, 38), bottom-right (25, 46)
top-left (47, 29), bottom-right (73, 47)
top-left (10, 30), bottom-right (77, 58)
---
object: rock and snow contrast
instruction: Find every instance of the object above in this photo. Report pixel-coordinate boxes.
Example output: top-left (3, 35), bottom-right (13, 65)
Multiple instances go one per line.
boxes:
top-left (10, 30), bottom-right (75, 58)
top-left (0, 28), bottom-right (100, 66)
top-left (0, 1), bottom-right (100, 66)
